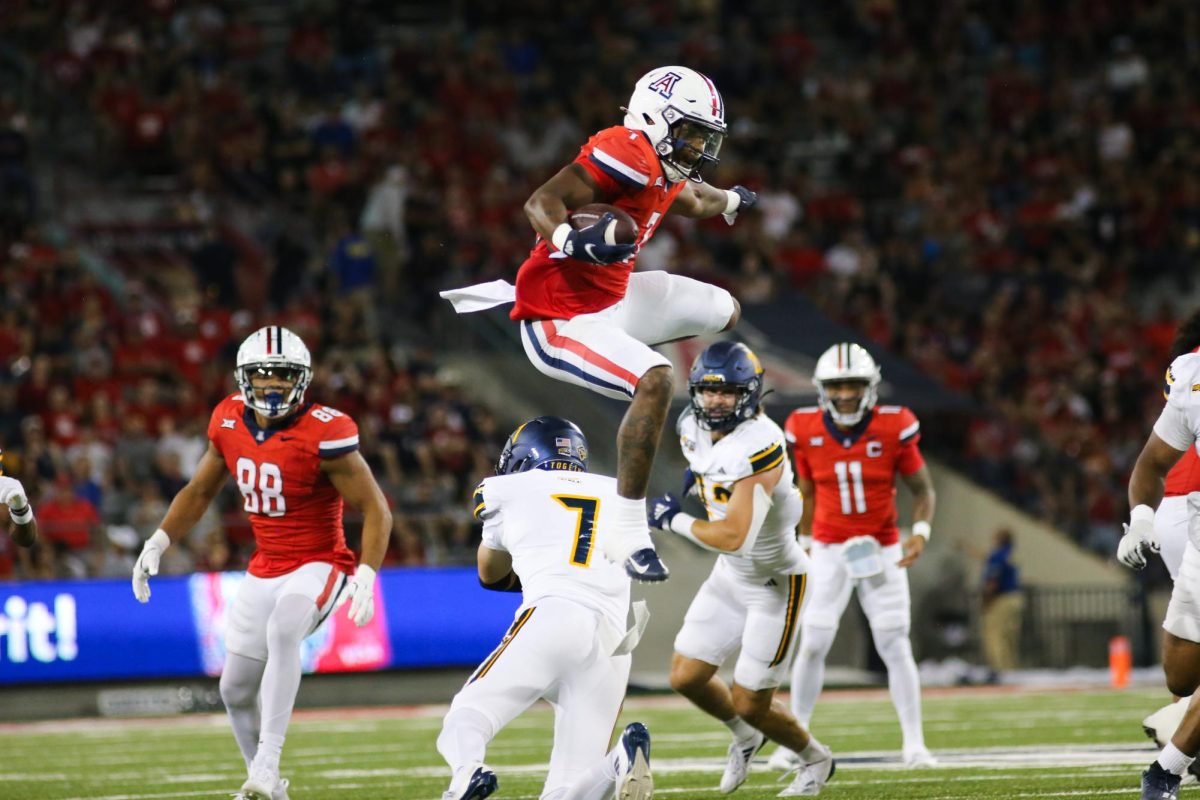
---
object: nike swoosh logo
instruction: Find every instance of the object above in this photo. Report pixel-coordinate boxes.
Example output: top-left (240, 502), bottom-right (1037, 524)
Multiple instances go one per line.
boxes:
top-left (629, 560), bottom-right (651, 574)
top-left (584, 243), bottom-right (599, 261)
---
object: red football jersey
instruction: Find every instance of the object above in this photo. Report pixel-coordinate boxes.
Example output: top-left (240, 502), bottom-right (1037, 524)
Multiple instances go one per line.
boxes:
top-left (1165, 445), bottom-right (1200, 497)
top-left (511, 126), bottom-right (686, 321)
top-left (785, 405), bottom-right (925, 546)
top-left (207, 394), bottom-right (359, 578)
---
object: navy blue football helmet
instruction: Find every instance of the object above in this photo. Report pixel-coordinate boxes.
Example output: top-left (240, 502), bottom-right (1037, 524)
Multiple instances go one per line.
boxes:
top-left (497, 416), bottom-right (589, 474)
top-left (688, 341), bottom-right (765, 432)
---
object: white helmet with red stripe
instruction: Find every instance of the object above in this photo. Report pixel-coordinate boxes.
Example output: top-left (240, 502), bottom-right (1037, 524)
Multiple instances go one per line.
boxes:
top-left (813, 342), bottom-right (881, 426)
top-left (235, 326), bottom-right (313, 419)
top-left (623, 65), bottom-right (726, 183)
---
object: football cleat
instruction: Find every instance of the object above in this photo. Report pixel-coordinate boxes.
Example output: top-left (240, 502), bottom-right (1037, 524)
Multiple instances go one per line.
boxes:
top-left (272, 778), bottom-right (290, 800)
top-left (1144, 699), bottom-right (1189, 748)
top-left (777, 745), bottom-right (836, 797)
top-left (767, 746), bottom-right (802, 772)
top-left (902, 746), bottom-right (938, 769)
top-left (625, 548), bottom-right (670, 583)
top-left (239, 763), bottom-right (279, 800)
top-left (442, 762), bottom-right (498, 800)
top-left (1142, 761), bottom-right (1181, 800)
top-left (615, 722), bottom-right (654, 800)
top-left (719, 731), bottom-right (765, 794)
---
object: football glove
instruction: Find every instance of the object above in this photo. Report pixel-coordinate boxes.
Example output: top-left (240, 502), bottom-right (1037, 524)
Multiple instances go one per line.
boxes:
top-left (648, 492), bottom-right (682, 531)
top-left (132, 529), bottom-right (171, 603)
top-left (0, 476), bottom-right (31, 523)
top-left (557, 214), bottom-right (637, 265)
top-left (335, 564), bottom-right (377, 626)
top-left (1117, 521), bottom-right (1158, 570)
top-left (722, 185), bottom-right (758, 225)
top-left (681, 467), bottom-right (698, 497)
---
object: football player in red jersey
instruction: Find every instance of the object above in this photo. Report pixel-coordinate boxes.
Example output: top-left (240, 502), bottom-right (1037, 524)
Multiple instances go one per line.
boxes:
top-left (442, 66), bottom-right (758, 581)
top-left (131, 326), bottom-right (392, 800)
top-left (0, 449), bottom-right (37, 548)
top-left (771, 342), bottom-right (938, 771)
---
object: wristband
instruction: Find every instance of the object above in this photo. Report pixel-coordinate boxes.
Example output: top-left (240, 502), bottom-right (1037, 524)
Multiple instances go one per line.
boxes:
top-left (354, 563), bottom-right (377, 583)
top-left (550, 223), bottom-right (572, 252)
top-left (723, 189), bottom-right (741, 215)
top-left (148, 528), bottom-right (172, 550)
top-left (9, 504), bottom-right (32, 525)
top-left (911, 521), bottom-right (931, 540)
top-left (669, 513), bottom-right (698, 537)
top-left (1130, 504), bottom-right (1155, 527)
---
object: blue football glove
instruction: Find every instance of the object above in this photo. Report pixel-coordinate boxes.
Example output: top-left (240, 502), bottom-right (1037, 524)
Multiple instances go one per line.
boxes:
top-left (722, 185), bottom-right (758, 225)
top-left (561, 213), bottom-right (637, 265)
top-left (681, 468), bottom-right (698, 497)
top-left (648, 492), bottom-right (682, 531)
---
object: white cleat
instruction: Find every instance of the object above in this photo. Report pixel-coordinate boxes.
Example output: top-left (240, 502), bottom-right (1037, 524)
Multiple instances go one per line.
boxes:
top-left (273, 777), bottom-right (290, 800)
top-left (767, 746), bottom-right (802, 771)
top-left (902, 746), bottom-right (938, 769)
top-left (777, 745), bottom-right (835, 797)
top-left (719, 731), bottom-right (765, 794)
top-left (239, 764), bottom-right (279, 800)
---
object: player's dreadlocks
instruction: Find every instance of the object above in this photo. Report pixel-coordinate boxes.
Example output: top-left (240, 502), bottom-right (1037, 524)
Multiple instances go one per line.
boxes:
top-left (1172, 307), bottom-right (1200, 357)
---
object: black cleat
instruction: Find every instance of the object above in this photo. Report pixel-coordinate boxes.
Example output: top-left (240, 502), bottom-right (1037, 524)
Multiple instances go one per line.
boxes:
top-left (624, 547), bottom-right (669, 582)
top-left (1142, 761), bottom-right (1181, 800)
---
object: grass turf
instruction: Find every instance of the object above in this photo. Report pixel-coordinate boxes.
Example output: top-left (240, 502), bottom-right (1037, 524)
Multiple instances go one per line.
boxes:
top-left (0, 685), bottom-right (1166, 799)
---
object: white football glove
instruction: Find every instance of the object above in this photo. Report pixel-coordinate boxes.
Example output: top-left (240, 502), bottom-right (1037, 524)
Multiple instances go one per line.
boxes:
top-left (1117, 507), bottom-right (1158, 570)
top-left (132, 529), bottom-right (171, 603)
top-left (335, 564), bottom-right (377, 626)
top-left (0, 476), bottom-right (31, 522)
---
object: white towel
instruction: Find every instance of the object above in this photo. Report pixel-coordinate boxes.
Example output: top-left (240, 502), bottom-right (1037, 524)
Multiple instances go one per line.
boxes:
top-left (599, 600), bottom-right (651, 657)
top-left (439, 279), bottom-right (517, 313)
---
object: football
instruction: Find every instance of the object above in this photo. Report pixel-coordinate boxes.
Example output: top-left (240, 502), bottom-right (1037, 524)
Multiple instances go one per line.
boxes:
top-left (569, 203), bottom-right (638, 245)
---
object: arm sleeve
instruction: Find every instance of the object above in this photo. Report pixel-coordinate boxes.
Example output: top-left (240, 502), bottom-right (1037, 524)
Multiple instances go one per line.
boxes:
top-left (316, 410), bottom-right (360, 458)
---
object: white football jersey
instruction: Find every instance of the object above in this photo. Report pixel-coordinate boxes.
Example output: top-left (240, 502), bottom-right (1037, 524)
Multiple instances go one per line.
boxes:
top-left (677, 410), bottom-right (807, 578)
top-left (474, 470), bottom-right (629, 628)
top-left (1155, 353), bottom-right (1200, 453)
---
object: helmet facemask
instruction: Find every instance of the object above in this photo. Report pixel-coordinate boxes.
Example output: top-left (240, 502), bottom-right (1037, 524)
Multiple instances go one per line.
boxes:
top-left (816, 378), bottom-right (878, 427)
top-left (658, 113), bottom-right (724, 183)
top-left (689, 380), bottom-right (759, 432)
top-left (237, 363), bottom-right (312, 419)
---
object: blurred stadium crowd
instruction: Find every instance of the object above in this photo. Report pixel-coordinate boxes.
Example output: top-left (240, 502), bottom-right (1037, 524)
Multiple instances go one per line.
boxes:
top-left (0, 0), bottom-right (1196, 580)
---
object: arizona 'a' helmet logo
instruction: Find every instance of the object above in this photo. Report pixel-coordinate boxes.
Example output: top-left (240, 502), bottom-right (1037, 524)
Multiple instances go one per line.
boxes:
top-left (647, 71), bottom-right (682, 98)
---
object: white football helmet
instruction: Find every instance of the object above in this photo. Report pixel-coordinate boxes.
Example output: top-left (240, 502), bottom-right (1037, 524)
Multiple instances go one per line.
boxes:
top-left (623, 65), bottom-right (726, 183)
top-left (813, 342), bottom-right (881, 426)
top-left (235, 326), bottom-right (313, 419)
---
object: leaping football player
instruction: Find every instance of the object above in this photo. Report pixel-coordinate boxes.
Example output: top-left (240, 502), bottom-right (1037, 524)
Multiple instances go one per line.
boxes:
top-left (132, 326), bottom-right (392, 800)
top-left (771, 342), bottom-right (937, 771)
top-left (442, 66), bottom-right (759, 584)
top-left (439, 416), bottom-right (654, 800)
top-left (0, 448), bottom-right (37, 548)
top-left (648, 342), bottom-right (834, 797)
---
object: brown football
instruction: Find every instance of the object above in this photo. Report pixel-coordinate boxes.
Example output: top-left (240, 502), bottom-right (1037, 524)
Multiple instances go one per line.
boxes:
top-left (568, 203), bottom-right (638, 245)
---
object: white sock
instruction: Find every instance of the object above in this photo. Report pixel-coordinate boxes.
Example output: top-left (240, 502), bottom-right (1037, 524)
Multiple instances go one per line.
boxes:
top-left (255, 596), bottom-right (316, 772)
top-left (605, 495), bottom-right (653, 561)
top-left (561, 747), bottom-right (620, 800)
top-left (791, 625), bottom-right (836, 728)
top-left (1160, 742), bottom-right (1196, 775)
top-left (874, 627), bottom-right (925, 750)
top-left (723, 716), bottom-right (758, 744)
top-left (799, 736), bottom-right (827, 762)
top-left (437, 707), bottom-right (493, 774)
top-left (219, 652), bottom-right (266, 769)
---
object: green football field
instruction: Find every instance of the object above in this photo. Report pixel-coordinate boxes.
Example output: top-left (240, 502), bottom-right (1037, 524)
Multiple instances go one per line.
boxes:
top-left (0, 685), bottom-right (1170, 799)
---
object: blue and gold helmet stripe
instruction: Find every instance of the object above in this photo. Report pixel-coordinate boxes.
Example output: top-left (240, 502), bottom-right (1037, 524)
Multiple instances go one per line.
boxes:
top-left (750, 441), bottom-right (785, 475)
top-left (468, 607), bottom-right (536, 684)
top-left (769, 574), bottom-right (806, 667)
